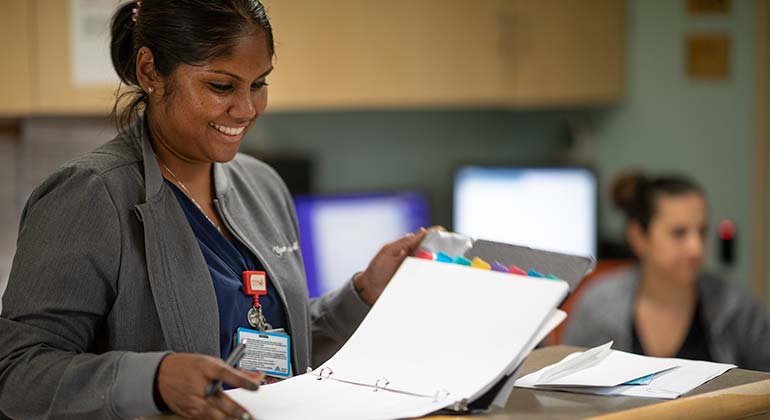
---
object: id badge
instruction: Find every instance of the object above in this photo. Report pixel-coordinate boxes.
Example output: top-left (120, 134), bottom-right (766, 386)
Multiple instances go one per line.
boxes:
top-left (235, 327), bottom-right (292, 379)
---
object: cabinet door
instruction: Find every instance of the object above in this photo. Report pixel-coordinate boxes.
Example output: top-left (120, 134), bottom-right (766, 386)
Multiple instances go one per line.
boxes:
top-left (502, 0), bottom-right (625, 106)
top-left (263, 0), bottom-right (507, 110)
top-left (0, 0), bottom-right (33, 117)
top-left (34, 0), bottom-right (119, 115)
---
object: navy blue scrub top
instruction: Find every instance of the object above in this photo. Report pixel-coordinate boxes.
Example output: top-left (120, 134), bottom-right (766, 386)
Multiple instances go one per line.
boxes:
top-left (167, 180), bottom-right (288, 359)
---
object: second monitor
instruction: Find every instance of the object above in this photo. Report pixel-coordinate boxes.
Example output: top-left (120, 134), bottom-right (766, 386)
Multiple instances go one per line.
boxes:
top-left (453, 166), bottom-right (597, 258)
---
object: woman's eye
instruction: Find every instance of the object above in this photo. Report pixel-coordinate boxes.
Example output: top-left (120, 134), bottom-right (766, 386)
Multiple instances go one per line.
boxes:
top-left (251, 80), bottom-right (269, 90)
top-left (209, 83), bottom-right (233, 92)
top-left (671, 228), bottom-right (687, 239)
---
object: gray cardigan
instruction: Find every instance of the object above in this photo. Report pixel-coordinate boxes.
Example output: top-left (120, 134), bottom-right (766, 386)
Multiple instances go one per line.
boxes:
top-left (563, 266), bottom-right (770, 372)
top-left (0, 121), bottom-right (370, 419)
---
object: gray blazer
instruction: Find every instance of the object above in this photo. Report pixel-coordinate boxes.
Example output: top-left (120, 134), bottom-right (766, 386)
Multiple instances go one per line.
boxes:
top-left (563, 266), bottom-right (770, 372)
top-left (0, 120), bottom-right (370, 419)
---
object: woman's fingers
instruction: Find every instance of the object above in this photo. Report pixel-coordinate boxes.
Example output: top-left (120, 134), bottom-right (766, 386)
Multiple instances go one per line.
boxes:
top-left (207, 391), bottom-right (253, 420)
top-left (244, 370), bottom-right (266, 382)
top-left (387, 227), bottom-right (427, 257)
top-left (203, 360), bottom-right (262, 391)
top-left (157, 353), bottom-right (264, 420)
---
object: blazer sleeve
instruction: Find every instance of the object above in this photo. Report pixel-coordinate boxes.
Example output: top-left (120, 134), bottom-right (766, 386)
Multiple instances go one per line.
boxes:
top-left (309, 276), bottom-right (371, 367)
top-left (0, 166), bottom-right (166, 420)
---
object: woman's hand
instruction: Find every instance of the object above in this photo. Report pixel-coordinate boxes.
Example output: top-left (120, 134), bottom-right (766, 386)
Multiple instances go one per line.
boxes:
top-left (157, 353), bottom-right (264, 420)
top-left (353, 227), bottom-right (439, 305)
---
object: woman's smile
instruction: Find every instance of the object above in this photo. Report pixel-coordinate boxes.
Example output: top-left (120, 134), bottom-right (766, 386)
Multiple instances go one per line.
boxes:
top-left (209, 121), bottom-right (249, 144)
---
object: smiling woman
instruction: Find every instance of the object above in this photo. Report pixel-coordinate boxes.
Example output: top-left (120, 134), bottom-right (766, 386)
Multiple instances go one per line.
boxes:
top-left (0, 1), bottom-right (427, 419)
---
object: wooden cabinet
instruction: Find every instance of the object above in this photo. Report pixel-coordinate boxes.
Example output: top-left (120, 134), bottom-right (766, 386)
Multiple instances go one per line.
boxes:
top-left (501, 0), bottom-right (625, 106)
top-left (0, 0), bottom-right (624, 116)
top-left (0, 1), bottom-right (34, 116)
top-left (263, 0), bottom-right (508, 109)
top-left (264, 0), bottom-right (625, 110)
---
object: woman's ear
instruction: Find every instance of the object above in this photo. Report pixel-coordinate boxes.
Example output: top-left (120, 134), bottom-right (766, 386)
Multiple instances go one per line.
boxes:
top-left (626, 220), bottom-right (647, 259)
top-left (135, 46), bottom-right (164, 96)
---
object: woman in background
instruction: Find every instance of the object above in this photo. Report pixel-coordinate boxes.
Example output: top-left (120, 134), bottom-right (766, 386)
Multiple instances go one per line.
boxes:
top-left (564, 172), bottom-right (770, 371)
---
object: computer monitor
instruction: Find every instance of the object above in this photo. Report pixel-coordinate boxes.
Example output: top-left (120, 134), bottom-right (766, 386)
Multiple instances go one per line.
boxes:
top-left (295, 191), bottom-right (430, 298)
top-left (453, 166), bottom-right (597, 257)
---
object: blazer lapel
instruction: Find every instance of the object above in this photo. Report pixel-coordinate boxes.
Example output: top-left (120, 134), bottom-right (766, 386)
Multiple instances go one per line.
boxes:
top-left (133, 124), bottom-right (220, 356)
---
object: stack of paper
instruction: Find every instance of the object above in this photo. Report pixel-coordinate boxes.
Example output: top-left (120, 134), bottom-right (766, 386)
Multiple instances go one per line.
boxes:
top-left (515, 342), bottom-right (736, 399)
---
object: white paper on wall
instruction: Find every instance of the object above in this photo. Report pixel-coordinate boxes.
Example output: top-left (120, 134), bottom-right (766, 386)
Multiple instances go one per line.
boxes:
top-left (70, 0), bottom-right (120, 86)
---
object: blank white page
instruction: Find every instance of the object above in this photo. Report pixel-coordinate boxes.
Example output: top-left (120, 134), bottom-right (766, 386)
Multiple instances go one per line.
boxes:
top-left (318, 257), bottom-right (569, 400)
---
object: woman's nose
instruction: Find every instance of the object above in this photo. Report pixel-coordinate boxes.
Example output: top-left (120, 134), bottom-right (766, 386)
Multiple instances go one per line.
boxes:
top-left (229, 90), bottom-right (257, 121)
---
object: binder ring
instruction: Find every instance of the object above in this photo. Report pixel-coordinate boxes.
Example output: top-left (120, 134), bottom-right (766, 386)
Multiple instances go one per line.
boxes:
top-left (316, 366), bottom-right (334, 380)
top-left (433, 389), bottom-right (451, 402)
top-left (373, 377), bottom-right (390, 392)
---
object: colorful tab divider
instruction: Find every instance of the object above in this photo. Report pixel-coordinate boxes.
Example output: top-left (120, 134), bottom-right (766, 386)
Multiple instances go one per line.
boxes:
top-left (452, 256), bottom-right (472, 266)
top-left (415, 249), bottom-right (434, 260)
top-left (427, 252), bottom-right (559, 283)
top-left (491, 261), bottom-right (509, 273)
top-left (471, 257), bottom-right (491, 270)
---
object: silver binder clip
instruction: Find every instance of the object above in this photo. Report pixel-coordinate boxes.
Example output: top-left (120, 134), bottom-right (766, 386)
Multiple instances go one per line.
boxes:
top-left (373, 377), bottom-right (390, 392)
top-left (449, 398), bottom-right (469, 412)
top-left (433, 389), bottom-right (451, 402)
top-left (316, 366), bottom-right (334, 380)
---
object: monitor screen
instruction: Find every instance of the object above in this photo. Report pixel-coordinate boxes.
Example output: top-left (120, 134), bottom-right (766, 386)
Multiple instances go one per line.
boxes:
top-left (295, 192), bottom-right (430, 298)
top-left (453, 166), bottom-right (597, 257)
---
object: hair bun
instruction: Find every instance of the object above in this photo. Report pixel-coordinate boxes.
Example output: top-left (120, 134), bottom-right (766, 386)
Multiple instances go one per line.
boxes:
top-left (110, 1), bottom-right (139, 86)
top-left (610, 171), bottom-right (648, 218)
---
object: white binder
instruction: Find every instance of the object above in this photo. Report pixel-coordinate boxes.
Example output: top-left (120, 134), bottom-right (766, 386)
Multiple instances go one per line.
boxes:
top-left (227, 251), bottom-right (580, 420)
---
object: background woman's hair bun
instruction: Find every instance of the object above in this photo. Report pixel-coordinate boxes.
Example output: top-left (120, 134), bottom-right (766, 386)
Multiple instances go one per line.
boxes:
top-left (610, 171), bottom-right (648, 219)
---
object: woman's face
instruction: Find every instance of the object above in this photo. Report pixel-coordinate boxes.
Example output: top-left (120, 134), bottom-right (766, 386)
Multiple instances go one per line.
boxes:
top-left (149, 31), bottom-right (273, 164)
top-left (631, 192), bottom-right (708, 285)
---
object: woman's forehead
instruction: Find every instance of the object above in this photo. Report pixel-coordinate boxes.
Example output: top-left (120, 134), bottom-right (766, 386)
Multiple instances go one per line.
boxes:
top-left (654, 193), bottom-right (707, 220)
top-left (187, 32), bottom-right (273, 79)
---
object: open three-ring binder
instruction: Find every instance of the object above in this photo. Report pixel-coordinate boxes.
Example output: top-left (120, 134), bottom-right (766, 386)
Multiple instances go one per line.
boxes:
top-left (227, 231), bottom-right (594, 420)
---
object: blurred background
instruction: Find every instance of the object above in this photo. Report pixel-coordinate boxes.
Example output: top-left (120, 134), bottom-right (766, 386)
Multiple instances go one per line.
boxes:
top-left (0, 0), bottom-right (768, 316)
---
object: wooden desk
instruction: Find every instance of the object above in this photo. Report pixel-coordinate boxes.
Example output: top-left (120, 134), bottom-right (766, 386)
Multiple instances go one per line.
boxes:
top-left (153, 345), bottom-right (770, 420)
top-left (430, 345), bottom-right (770, 420)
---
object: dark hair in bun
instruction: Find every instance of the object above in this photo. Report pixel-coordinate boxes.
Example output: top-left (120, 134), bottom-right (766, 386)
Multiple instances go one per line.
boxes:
top-left (610, 171), bottom-right (704, 231)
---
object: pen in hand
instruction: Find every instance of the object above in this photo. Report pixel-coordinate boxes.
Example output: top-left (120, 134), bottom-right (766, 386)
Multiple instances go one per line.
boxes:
top-left (204, 340), bottom-right (252, 398)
